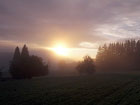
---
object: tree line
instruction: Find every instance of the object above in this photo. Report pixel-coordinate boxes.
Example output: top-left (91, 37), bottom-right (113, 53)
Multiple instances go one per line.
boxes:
top-left (10, 45), bottom-right (48, 79)
top-left (96, 39), bottom-right (140, 71)
top-left (8, 45), bottom-right (96, 79)
top-left (7, 39), bottom-right (140, 79)
top-left (8, 39), bottom-right (140, 79)
top-left (76, 56), bottom-right (95, 75)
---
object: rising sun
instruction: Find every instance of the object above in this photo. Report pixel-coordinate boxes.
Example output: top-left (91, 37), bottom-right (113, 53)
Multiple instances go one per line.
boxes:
top-left (52, 44), bottom-right (69, 56)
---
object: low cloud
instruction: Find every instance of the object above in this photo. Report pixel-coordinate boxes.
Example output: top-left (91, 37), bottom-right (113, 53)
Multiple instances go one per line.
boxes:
top-left (79, 42), bottom-right (98, 49)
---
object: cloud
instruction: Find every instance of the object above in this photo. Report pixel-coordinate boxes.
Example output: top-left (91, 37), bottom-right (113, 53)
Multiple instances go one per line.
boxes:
top-left (95, 17), bottom-right (140, 42)
top-left (0, 0), bottom-right (140, 48)
top-left (79, 42), bottom-right (98, 49)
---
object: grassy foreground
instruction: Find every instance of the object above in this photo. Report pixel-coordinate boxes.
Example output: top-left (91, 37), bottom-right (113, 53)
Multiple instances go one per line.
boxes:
top-left (0, 73), bottom-right (140, 105)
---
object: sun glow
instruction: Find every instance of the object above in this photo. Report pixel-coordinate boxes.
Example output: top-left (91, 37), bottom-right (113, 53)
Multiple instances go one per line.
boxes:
top-left (52, 44), bottom-right (69, 56)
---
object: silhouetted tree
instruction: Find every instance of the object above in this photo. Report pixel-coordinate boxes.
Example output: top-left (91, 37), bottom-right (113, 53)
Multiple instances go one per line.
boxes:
top-left (10, 47), bottom-right (22, 79)
top-left (76, 55), bottom-right (95, 75)
top-left (96, 39), bottom-right (140, 72)
top-left (21, 45), bottom-right (29, 58)
top-left (13, 47), bottom-right (20, 61)
top-left (20, 45), bottom-right (31, 78)
top-left (10, 45), bottom-right (49, 79)
top-left (29, 55), bottom-right (48, 77)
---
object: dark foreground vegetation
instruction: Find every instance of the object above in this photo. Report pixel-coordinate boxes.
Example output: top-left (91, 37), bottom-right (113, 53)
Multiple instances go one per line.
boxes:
top-left (77, 55), bottom-right (95, 74)
top-left (0, 73), bottom-right (140, 105)
top-left (10, 45), bottom-right (48, 79)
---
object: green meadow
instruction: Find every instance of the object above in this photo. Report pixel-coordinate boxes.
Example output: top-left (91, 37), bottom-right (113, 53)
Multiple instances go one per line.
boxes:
top-left (1, 73), bottom-right (140, 105)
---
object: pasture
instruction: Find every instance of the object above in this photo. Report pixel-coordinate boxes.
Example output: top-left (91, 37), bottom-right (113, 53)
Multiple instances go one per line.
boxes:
top-left (0, 73), bottom-right (140, 105)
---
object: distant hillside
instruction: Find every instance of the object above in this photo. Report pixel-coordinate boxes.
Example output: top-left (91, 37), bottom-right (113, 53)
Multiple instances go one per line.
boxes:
top-left (0, 52), bottom-right (13, 69)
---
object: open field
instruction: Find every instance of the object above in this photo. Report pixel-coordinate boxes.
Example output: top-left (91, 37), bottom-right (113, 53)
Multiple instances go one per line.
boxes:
top-left (1, 73), bottom-right (140, 105)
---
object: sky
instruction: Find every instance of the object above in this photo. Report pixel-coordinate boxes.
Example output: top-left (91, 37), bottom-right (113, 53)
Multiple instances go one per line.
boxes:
top-left (1, 0), bottom-right (140, 59)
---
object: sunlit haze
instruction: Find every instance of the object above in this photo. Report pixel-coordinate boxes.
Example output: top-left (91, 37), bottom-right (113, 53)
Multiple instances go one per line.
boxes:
top-left (46, 43), bottom-right (97, 60)
top-left (51, 44), bottom-right (69, 56)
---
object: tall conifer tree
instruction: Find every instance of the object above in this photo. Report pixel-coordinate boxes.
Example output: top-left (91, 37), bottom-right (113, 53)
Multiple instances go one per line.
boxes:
top-left (21, 45), bottom-right (29, 58)
top-left (13, 47), bottom-right (20, 62)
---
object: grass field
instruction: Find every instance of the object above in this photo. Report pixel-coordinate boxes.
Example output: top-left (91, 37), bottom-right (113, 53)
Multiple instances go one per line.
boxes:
top-left (0, 73), bottom-right (140, 105)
